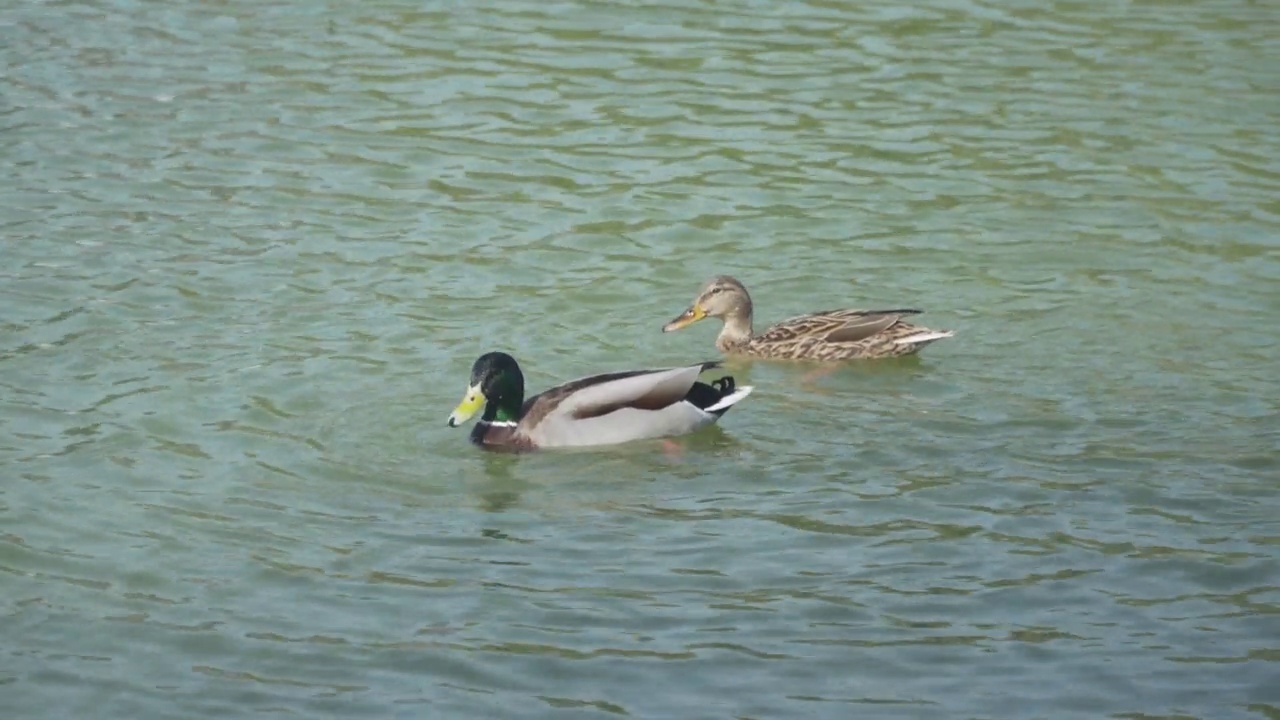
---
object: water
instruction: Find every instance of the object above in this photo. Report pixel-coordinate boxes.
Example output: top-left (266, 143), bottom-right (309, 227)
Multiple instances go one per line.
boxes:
top-left (3, 0), bottom-right (1278, 718)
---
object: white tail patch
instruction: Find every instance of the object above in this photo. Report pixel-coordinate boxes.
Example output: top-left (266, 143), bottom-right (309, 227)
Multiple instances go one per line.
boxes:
top-left (706, 385), bottom-right (754, 413)
top-left (893, 330), bottom-right (954, 346)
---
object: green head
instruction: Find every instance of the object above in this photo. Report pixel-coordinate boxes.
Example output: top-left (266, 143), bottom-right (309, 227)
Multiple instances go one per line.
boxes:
top-left (447, 352), bottom-right (526, 427)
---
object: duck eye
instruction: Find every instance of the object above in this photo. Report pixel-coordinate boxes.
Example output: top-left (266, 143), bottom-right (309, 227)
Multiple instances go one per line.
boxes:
top-left (710, 287), bottom-right (723, 295)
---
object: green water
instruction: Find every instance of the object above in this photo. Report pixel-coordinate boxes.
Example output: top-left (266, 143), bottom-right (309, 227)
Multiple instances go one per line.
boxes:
top-left (3, 1), bottom-right (1278, 718)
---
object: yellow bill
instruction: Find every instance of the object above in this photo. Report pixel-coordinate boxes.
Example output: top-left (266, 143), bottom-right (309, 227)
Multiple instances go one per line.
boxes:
top-left (662, 303), bottom-right (706, 333)
top-left (447, 384), bottom-right (485, 427)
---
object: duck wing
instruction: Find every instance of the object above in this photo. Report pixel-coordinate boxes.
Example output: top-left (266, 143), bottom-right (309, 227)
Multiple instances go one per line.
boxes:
top-left (757, 308), bottom-right (921, 344)
top-left (518, 362), bottom-right (731, 447)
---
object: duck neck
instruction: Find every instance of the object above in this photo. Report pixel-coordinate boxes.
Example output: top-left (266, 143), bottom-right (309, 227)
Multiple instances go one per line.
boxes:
top-left (482, 400), bottom-right (521, 424)
top-left (716, 309), bottom-right (754, 352)
top-left (481, 371), bottom-right (524, 424)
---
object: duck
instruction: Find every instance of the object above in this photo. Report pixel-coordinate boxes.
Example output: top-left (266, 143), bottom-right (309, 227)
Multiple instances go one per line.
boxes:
top-left (662, 275), bottom-right (953, 361)
top-left (447, 351), bottom-right (753, 450)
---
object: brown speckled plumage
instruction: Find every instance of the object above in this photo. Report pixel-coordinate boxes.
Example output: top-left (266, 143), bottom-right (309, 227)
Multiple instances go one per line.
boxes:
top-left (662, 275), bottom-right (953, 361)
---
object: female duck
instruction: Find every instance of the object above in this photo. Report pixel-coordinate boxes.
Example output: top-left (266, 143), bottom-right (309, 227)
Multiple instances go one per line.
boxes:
top-left (447, 352), bottom-right (753, 450)
top-left (663, 275), bottom-right (953, 361)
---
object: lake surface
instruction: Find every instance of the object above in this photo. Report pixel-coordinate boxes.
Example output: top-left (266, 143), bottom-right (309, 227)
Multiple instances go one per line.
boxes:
top-left (3, 1), bottom-right (1278, 718)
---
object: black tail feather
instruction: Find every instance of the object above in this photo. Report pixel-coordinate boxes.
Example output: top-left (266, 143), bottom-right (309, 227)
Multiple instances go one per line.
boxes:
top-left (684, 374), bottom-right (738, 415)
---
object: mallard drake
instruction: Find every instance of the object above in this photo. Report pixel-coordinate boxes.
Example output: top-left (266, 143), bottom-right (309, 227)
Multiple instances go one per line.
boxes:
top-left (447, 352), bottom-right (753, 450)
top-left (662, 275), bottom-right (953, 361)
